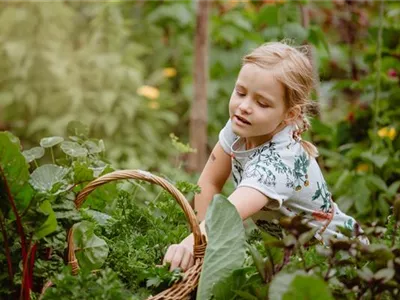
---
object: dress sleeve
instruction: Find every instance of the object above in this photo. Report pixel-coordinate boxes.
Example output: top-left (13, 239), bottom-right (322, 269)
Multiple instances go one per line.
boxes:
top-left (237, 147), bottom-right (295, 210)
top-left (218, 119), bottom-right (237, 154)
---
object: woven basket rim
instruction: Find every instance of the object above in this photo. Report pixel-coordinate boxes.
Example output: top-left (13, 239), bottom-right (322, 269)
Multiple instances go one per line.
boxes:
top-left (65, 169), bottom-right (207, 300)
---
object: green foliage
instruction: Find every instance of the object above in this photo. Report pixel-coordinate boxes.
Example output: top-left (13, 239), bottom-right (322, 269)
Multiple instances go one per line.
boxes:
top-left (0, 2), bottom-right (180, 170)
top-left (97, 181), bottom-right (191, 296)
top-left (269, 271), bottom-right (334, 300)
top-left (1, 1), bottom-right (400, 299)
top-left (42, 267), bottom-right (131, 300)
top-left (0, 126), bottom-right (199, 299)
top-left (73, 221), bottom-right (109, 271)
top-left (0, 132), bottom-right (33, 212)
top-left (197, 194), bottom-right (246, 300)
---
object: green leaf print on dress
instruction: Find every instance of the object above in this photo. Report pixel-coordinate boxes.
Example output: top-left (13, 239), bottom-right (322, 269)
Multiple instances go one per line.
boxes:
top-left (312, 182), bottom-right (332, 212)
top-left (293, 152), bottom-right (310, 191)
top-left (344, 218), bottom-right (355, 231)
top-left (232, 156), bottom-right (244, 186)
top-left (245, 142), bottom-right (293, 187)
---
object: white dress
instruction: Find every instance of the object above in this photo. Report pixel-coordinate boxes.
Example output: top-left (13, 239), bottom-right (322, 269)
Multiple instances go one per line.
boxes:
top-left (219, 119), bottom-right (364, 243)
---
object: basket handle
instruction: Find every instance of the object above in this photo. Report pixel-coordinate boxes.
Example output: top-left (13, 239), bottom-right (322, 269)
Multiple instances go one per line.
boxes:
top-left (67, 170), bottom-right (207, 274)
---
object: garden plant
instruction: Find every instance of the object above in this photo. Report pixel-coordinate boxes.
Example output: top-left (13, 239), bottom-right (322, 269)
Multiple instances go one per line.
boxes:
top-left (1, 1), bottom-right (400, 299)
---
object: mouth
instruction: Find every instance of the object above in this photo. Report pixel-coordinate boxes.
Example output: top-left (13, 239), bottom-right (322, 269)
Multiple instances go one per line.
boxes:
top-left (234, 115), bottom-right (251, 125)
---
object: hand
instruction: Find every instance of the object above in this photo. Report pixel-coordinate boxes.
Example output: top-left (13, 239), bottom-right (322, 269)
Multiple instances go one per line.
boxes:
top-left (162, 243), bottom-right (195, 272)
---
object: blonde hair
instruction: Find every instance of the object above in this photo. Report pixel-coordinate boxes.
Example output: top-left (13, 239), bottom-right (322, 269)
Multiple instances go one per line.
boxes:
top-left (242, 41), bottom-right (319, 158)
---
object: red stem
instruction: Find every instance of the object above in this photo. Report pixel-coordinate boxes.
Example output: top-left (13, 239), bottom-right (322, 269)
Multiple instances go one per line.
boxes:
top-left (28, 244), bottom-right (37, 293)
top-left (21, 242), bottom-right (37, 300)
top-left (0, 166), bottom-right (27, 260)
top-left (0, 212), bottom-right (14, 287)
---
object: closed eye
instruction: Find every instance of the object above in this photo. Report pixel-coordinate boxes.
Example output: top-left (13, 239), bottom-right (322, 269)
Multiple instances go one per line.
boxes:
top-left (235, 90), bottom-right (245, 97)
top-left (258, 102), bottom-right (269, 108)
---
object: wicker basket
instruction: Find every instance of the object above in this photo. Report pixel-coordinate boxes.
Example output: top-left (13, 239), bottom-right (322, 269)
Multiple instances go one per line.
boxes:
top-left (67, 170), bottom-right (207, 300)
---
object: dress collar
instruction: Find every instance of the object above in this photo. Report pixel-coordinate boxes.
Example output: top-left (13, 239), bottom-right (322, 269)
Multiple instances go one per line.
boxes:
top-left (231, 124), bottom-right (296, 157)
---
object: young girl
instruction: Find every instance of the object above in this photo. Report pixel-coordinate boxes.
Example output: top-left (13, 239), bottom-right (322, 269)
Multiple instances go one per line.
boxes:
top-left (163, 42), bottom-right (365, 272)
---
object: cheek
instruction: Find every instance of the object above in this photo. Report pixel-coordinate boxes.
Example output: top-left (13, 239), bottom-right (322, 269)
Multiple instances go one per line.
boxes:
top-left (228, 95), bottom-right (237, 114)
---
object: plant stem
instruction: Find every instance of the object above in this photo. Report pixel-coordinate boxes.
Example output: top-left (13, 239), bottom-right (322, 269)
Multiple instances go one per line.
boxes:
top-left (276, 248), bottom-right (293, 273)
top-left (373, 0), bottom-right (384, 142)
top-left (0, 165), bottom-right (27, 260)
top-left (266, 248), bottom-right (275, 275)
top-left (50, 147), bottom-right (55, 164)
top-left (0, 211), bottom-right (14, 288)
top-left (33, 160), bottom-right (39, 169)
top-left (20, 242), bottom-right (37, 300)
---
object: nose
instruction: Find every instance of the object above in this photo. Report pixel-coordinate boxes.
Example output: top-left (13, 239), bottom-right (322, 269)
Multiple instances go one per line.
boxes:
top-left (238, 97), bottom-right (252, 114)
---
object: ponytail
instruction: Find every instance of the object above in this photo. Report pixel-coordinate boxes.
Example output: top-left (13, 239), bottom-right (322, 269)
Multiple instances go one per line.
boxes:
top-left (293, 114), bottom-right (319, 158)
top-left (300, 140), bottom-right (319, 158)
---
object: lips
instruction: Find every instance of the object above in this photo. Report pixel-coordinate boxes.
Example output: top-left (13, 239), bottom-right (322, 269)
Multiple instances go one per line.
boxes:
top-left (234, 115), bottom-right (251, 125)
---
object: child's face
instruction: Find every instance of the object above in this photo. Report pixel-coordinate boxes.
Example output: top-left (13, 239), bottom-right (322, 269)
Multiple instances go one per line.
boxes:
top-left (229, 63), bottom-right (289, 143)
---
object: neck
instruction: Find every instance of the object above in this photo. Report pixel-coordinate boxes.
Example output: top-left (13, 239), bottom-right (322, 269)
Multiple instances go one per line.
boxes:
top-left (245, 122), bottom-right (288, 150)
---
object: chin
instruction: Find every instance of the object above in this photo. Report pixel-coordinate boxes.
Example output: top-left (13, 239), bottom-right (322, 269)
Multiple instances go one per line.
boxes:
top-left (231, 125), bottom-right (249, 137)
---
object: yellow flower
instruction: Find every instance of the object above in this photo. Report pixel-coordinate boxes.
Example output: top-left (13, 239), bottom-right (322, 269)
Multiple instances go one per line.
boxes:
top-left (163, 68), bottom-right (177, 78)
top-left (356, 163), bottom-right (369, 173)
top-left (137, 85), bottom-right (160, 100)
top-left (148, 101), bottom-right (160, 110)
top-left (388, 127), bottom-right (397, 140)
top-left (378, 127), bottom-right (397, 140)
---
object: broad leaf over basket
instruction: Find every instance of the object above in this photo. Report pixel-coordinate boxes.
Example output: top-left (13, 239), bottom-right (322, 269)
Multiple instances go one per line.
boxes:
top-left (197, 194), bottom-right (246, 300)
top-left (72, 220), bottom-right (109, 270)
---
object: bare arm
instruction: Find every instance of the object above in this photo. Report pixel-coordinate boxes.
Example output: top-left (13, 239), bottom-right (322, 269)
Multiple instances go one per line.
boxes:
top-left (183, 187), bottom-right (269, 246)
top-left (164, 187), bottom-right (269, 271)
top-left (194, 142), bottom-right (232, 222)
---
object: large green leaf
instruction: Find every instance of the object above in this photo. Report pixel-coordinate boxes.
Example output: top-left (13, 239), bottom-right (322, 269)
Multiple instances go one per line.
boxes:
top-left (34, 200), bottom-right (58, 240)
top-left (73, 221), bottom-right (109, 270)
top-left (269, 271), bottom-right (334, 300)
top-left (30, 164), bottom-right (68, 192)
top-left (0, 132), bottom-right (33, 212)
top-left (197, 194), bottom-right (246, 300)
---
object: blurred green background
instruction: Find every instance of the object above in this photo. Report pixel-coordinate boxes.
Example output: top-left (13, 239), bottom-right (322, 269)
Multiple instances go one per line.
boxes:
top-left (0, 0), bottom-right (399, 223)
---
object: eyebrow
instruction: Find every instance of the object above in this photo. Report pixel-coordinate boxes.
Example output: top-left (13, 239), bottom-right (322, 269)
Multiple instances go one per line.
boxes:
top-left (235, 83), bottom-right (275, 105)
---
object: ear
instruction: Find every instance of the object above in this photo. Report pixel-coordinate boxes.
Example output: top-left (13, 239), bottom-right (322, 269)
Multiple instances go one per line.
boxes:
top-left (284, 105), bottom-right (302, 124)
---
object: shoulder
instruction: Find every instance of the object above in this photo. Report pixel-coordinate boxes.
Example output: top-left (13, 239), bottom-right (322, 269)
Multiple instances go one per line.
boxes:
top-left (218, 119), bottom-right (238, 154)
top-left (247, 132), bottom-right (305, 170)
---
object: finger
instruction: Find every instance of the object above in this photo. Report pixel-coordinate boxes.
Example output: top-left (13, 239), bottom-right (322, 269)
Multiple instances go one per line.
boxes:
top-left (163, 245), bottom-right (177, 265)
top-left (188, 255), bottom-right (195, 270)
top-left (170, 246), bottom-right (185, 271)
top-left (180, 249), bottom-right (192, 271)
